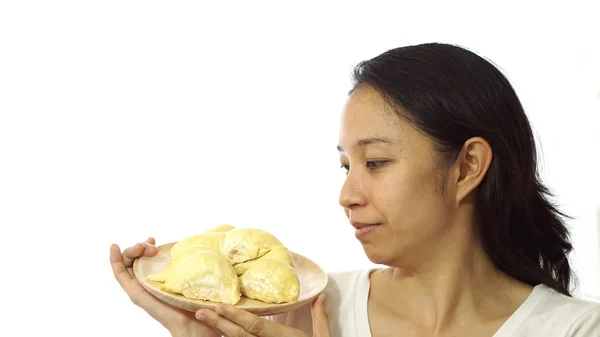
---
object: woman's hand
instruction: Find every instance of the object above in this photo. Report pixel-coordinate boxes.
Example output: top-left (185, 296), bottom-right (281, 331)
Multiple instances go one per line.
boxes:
top-left (195, 293), bottom-right (331, 337)
top-left (110, 238), bottom-right (221, 337)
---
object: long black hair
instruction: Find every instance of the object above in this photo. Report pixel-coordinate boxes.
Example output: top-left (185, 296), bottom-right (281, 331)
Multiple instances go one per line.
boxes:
top-left (350, 42), bottom-right (575, 296)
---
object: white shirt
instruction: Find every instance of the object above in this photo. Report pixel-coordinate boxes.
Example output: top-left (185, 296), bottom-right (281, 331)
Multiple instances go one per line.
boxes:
top-left (268, 269), bottom-right (600, 336)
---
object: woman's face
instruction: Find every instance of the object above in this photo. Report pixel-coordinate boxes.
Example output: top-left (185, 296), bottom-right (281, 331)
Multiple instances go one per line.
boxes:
top-left (337, 85), bottom-right (457, 267)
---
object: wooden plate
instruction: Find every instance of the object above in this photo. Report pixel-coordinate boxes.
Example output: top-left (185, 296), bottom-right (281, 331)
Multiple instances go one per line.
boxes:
top-left (133, 242), bottom-right (329, 316)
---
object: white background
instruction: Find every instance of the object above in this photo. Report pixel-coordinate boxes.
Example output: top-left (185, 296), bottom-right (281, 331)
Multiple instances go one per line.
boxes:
top-left (1, 1), bottom-right (598, 336)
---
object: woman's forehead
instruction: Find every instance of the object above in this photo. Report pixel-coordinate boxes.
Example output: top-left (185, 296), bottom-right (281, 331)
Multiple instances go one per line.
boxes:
top-left (341, 92), bottom-right (406, 138)
top-left (339, 87), bottom-right (430, 153)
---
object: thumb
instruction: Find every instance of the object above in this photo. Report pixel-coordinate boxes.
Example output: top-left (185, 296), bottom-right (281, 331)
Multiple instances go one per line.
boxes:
top-left (311, 293), bottom-right (331, 337)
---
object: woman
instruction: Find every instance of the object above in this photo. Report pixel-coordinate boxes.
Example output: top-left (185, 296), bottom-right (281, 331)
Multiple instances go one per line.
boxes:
top-left (110, 43), bottom-right (600, 337)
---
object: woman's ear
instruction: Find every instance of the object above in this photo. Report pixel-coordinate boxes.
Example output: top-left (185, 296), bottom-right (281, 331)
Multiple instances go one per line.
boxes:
top-left (451, 137), bottom-right (493, 204)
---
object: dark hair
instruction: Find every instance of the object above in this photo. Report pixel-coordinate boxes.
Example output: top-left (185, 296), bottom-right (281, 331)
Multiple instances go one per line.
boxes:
top-left (350, 42), bottom-right (575, 296)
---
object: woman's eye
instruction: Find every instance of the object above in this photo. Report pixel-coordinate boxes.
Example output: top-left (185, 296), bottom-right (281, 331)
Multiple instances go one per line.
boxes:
top-left (340, 161), bottom-right (387, 174)
top-left (366, 160), bottom-right (388, 170)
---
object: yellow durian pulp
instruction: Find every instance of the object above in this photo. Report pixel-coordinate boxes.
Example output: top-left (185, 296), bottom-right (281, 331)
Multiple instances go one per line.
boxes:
top-left (148, 226), bottom-right (301, 306)
top-left (220, 228), bottom-right (283, 264)
top-left (239, 258), bottom-right (300, 304)
top-left (170, 232), bottom-right (224, 260)
top-left (148, 245), bottom-right (215, 282)
top-left (160, 250), bottom-right (241, 305)
top-left (234, 245), bottom-right (294, 276)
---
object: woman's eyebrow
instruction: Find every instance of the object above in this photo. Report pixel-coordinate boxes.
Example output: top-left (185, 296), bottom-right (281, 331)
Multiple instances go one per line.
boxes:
top-left (337, 136), bottom-right (394, 152)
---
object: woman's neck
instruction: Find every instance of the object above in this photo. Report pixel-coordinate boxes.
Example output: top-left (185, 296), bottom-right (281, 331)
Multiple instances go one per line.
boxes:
top-left (369, 238), bottom-right (534, 334)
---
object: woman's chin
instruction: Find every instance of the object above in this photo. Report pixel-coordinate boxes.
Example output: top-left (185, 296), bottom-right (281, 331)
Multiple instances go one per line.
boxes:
top-left (362, 245), bottom-right (393, 266)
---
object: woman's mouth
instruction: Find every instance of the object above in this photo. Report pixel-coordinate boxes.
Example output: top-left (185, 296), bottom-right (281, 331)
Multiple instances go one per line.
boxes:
top-left (352, 222), bottom-right (381, 239)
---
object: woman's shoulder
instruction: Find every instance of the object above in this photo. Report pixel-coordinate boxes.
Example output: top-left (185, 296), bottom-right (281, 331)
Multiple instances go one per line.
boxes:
top-left (539, 285), bottom-right (600, 315)
top-left (321, 268), bottom-right (374, 300)
top-left (515, 285), bottom-right (600, 336)
top-left (325, 268), bottom-right (373, 290)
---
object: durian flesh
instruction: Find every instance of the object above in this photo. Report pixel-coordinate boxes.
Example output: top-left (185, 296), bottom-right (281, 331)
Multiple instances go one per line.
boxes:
top-left (234, 245), bottom-right (294, 276)
top-left (148, 225), bottom-right (300, 306)
top-left (221, 228), bottom-right (283, 264)
top-left (160, 250), bottom-right (241, 305)
top-left (170, 232), bottom-right (224, 260)
top-left (239, 258), bottom-right (300, 304)
top-left (148, 245), bottom-right (215, 282)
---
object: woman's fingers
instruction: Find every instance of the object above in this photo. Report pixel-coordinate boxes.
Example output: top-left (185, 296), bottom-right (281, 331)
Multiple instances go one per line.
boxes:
top-left (311, 294), bottom-right (331, 337)
top-left (122, 238), bottom-right (158, 267)
top-left (198, 304), bottom-right (296, 337)
top-left (110, 244), bottom-right (139, 295)
top-left (109, 241), bottom-right (155, 309)
top-left (215, 305), bottom-right (273, 336)
top-left (196, 309), bottom-right (257, 337)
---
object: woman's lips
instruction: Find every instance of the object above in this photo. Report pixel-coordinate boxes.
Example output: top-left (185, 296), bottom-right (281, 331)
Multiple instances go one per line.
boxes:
top-left (352, 222), bottom-right (381, 239)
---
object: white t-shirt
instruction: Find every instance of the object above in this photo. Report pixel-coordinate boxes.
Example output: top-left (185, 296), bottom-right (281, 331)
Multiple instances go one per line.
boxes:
top-left (268, 269), bottom-right (600, 336)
